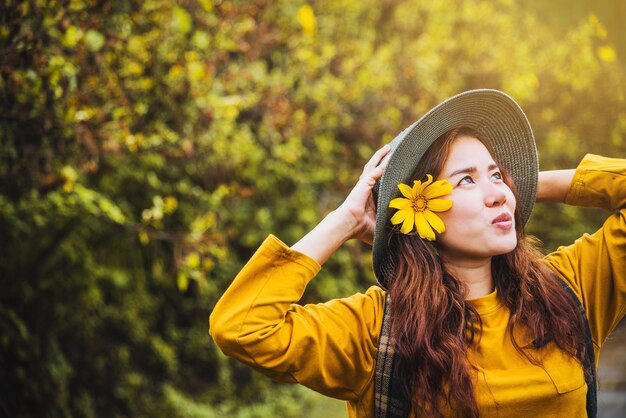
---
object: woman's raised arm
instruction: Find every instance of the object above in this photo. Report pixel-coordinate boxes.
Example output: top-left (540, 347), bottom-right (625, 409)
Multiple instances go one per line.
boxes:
top-left (209, 145), bottom-right (393, 400)
top-left (536, 169), bottom-right (576, 203)
top-left (291, 144), bottom-right (390, 265)
top-left (543, 154), bottom-right (626, 348)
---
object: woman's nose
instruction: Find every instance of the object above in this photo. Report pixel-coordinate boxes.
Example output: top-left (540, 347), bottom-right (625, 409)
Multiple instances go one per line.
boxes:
top-left (484, 183), bottom-right (507, 207)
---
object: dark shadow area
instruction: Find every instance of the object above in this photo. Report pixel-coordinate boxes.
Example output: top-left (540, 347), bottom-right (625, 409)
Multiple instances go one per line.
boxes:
top-left (598, 318), bottom-right (626, 417)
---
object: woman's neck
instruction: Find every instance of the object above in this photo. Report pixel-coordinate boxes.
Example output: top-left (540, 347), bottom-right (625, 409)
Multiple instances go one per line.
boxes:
top-left (440, 255), bottom-right (494, 299)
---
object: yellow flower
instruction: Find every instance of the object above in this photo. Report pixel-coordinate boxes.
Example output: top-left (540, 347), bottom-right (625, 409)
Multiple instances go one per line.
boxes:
top-left (389, 175), bottom-right (453, 240)
top-left (297, 5), bottom-right (317, 36)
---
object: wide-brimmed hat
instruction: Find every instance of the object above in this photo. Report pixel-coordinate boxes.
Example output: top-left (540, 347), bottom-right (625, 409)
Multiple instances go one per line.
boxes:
top-left (372, 89), bottom-right (538, 288)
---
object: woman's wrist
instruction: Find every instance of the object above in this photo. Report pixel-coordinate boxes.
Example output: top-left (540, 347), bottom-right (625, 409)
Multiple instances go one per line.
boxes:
top-left (536, 169), bottom-right (576, 203)
top-left (290, 208), bottom-right (358, 266)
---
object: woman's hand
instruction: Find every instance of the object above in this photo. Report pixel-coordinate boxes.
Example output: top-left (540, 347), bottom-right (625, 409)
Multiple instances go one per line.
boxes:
top-left (291, 144), bottom-right (391, 265)
top-left (336, 144), bottom-right (391, 244)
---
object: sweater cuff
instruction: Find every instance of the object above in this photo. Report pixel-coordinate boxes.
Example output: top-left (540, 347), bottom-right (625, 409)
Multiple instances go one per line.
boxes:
top-left (262, 234), bottom-right (322, 275)
top-left (564, 156), bottom-right (588, 207)
top-left (564, 153), bottom-right (626, 210)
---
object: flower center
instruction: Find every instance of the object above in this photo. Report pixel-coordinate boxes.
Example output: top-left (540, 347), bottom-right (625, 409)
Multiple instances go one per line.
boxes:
top-left (412, 195), bottom-right (427, 212)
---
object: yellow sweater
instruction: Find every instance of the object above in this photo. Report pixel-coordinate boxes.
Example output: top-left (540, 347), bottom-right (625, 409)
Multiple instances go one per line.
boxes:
top-left (210, 154), bottom-right (626, 417)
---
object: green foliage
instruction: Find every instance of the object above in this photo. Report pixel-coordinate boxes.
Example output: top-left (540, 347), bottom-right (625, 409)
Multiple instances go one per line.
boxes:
top-left (0, 0), bottom-right (624, 416)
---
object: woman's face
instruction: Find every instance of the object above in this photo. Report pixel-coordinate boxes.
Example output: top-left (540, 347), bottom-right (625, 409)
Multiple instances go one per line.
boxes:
top-left (436, 135), bottom-right (517, 261)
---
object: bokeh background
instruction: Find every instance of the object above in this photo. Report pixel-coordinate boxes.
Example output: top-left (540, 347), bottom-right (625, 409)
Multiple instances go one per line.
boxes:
top-left (1, 0), bottom-right (625, 417)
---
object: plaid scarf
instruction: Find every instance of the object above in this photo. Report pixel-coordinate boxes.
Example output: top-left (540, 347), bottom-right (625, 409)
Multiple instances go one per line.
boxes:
top-left (374, 281), bottom-right (597, 418)
top-left (374, 294), bottom-right (409, 418)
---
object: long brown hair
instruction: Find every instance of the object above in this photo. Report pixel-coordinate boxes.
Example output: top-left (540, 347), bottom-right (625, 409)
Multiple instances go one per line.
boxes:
top-left (388, 127), bottom-right (589, 417)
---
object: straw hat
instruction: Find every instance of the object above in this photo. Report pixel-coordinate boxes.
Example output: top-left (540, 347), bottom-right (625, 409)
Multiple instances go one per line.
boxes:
top-left (372, 89), bottom-right (538, 288)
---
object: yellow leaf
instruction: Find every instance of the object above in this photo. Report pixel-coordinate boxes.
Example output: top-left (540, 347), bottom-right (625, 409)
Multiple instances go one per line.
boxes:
top-left (203, 259), bottom-right (215, 271)
top-left (186, 253), bottom-right (200, 269)
top-left (177, 271), bottom-right (189, 292)
top-left (168, 64), bottom-right (185, 79)
top-left (164, 196), bottom-right (178, 214)
top-left (191, 213), bottom-right (216, 234)
top-left (598, 45), bottom-right (617, 63)
top-left (126, 61), bottom-right (143, 76)
top-left (298, 5), bottom-right (317, 36)
top-left (139, 231), bottom-right (150, 245)
top-left (588, 13), bottom-right (607, 40)
top-left (187, 61), bottom-right (204, 83)
top-left (74, 108), bottom-right (96, 122)
top-left (192, 31), bottom-right (211, 50)
top-left (198, 0), bottom-right (213, 12)
top-left (63, 26), bottom-right (83, 48)
top-left (173, 6), bottom-right (193, 35)
top-left (85, 29), bottom-right (105, 52)
top-left (61, 166), bottom-right (78, 182)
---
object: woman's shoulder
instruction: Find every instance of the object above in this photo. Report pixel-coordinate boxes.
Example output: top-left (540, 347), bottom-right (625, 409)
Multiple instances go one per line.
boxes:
top-left (313, 285), bottom-right (387, 340)
top-left (360, 285), bottom-right (387, 311)
top-left (321, 285), bottom-right (386, 316)
top-left (365, 284), bottom-right (386, 298)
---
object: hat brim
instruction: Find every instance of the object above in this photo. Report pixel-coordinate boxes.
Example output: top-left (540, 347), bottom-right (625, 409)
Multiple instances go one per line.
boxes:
top-left (372, 89), bottom-right (538, 288)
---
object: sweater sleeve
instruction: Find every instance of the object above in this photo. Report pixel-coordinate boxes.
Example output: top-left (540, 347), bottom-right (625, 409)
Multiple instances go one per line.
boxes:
top-left (544, 154), bottom-right (626, 350)
top-left (209, 234), bottom-right (386, 401)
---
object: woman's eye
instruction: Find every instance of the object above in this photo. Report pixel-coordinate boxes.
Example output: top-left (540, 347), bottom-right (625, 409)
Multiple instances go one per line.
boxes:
top-left (458, 176), bottom-right (474, 185)
top-left (491, 171), bottom-right (503, 181)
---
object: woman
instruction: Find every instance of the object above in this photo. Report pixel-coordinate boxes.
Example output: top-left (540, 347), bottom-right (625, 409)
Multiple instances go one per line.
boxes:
top-left (210, 90), bottom-right (625, 417)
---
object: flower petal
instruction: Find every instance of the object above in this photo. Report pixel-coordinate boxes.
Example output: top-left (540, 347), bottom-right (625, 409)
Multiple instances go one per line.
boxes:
top-left (427, 198), bottom-right (453, 212)
top-left (423, 210), bottom-right (446, 234)
top-left (390, 208), bottom-right (412, 225)
top-left (415, 212), bottom-right (435, 241)
top-left (400, 210), bottom-right (415, 234)
top-left (418, 174), bottom-right (433, 194)
top-left (423, 179), bottom-right (453, 199)
top-left (389, 197), bottom-right (412, 210)
top-left (398, 183), bottom-right (414, 199)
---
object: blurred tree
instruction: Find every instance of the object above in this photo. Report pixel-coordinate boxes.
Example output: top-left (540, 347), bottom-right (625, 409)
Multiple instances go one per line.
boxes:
top-left (0, 0), bottom-right (624, 417)
top-left (521, 0), bottom-right (626, 68)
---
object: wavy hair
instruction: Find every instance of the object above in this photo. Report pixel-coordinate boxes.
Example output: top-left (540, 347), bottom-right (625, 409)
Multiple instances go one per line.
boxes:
top-left (387, 127), bottom-right (589, 417)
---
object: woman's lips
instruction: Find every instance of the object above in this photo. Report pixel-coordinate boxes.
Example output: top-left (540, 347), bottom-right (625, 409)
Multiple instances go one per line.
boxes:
top-left (492, 213), bottom-right (513, 230)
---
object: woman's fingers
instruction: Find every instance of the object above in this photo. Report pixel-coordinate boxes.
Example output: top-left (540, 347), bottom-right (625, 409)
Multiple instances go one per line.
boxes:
top-left (362, 144), bottom-right (391, 172)
top-left (371, 149), bottom-right (390, 180)
top-left (346, 145), bottom-right (390, 211)
top-left (361, 144), bottom-right (391, 181)
top-left (336, 144), bottom-right (391, 242)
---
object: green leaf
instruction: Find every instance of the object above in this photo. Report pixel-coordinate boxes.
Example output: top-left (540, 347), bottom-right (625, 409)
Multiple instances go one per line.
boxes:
top-left (85, 29), bottom-right (105, 52)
